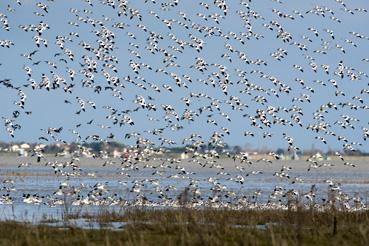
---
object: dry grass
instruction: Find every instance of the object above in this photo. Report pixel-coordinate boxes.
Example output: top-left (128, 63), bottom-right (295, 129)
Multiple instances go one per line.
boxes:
top-left (2, 208), bottom-right (369, 245)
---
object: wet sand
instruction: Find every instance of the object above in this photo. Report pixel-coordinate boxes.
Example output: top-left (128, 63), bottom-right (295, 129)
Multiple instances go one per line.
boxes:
top-left (1, 153), bottom-right (368, 176)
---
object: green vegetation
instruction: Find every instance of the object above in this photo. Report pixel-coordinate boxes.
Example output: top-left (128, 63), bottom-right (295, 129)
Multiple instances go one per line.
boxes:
top-left (2, 208), bottom-right (369, 245)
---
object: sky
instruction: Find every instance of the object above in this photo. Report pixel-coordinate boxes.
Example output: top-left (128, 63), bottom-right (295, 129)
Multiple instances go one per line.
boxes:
top-left (1, 0), bottom-right (369, 151)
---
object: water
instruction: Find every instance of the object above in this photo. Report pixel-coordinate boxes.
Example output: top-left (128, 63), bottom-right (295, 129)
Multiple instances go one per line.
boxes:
top-left (1, 155), bottom-right (369, 223)
top-left (42, 219), bottom-right (127, 230)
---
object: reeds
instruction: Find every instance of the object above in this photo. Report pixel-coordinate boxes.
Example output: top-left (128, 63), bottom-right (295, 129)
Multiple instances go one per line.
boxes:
top-left (2, 208), bottom-right (369, 245)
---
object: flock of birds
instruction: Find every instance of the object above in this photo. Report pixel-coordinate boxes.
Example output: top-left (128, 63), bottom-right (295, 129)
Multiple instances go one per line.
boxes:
top-left (0, 0), bottom-right (369, 211)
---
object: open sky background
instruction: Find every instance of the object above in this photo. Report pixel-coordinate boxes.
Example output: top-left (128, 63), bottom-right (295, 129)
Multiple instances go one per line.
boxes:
top-left (1, 0), bottom-right (369, 151)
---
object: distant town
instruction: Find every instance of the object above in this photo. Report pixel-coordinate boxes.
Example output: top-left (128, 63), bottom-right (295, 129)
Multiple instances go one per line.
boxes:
top-left (0, 141), bottom-right (367, 161)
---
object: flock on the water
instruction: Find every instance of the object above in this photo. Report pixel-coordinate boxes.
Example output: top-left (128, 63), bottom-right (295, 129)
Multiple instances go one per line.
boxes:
top-left (1, 0), bottom-right (369, 211)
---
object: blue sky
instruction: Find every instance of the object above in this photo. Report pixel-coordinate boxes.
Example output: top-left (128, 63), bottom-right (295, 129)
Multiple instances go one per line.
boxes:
top-left (1, 0), bottom-right (369, 151)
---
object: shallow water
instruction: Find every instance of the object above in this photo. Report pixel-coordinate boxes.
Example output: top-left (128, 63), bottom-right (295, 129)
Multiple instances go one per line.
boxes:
top-left (42, 219), bottom-right (127, 230)
top-left (1, 155), bottom-right (369, 222)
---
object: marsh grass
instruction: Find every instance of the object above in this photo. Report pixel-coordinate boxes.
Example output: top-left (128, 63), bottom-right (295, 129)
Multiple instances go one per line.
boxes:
top-left (2, 208), bottom-right (369, 245)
